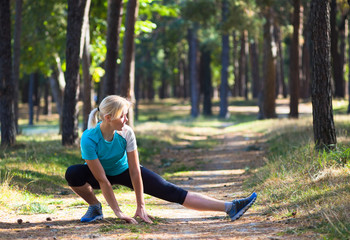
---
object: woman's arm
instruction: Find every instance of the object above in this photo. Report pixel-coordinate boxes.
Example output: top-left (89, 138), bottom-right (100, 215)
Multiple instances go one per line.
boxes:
top-left (127, 150), bottom-right (153, 223)
top-left (86, 159), bottom-right (137, 224)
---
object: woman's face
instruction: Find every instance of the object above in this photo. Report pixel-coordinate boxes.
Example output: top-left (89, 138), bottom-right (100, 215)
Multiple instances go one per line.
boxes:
top-left (111, 111), bottom-right (128, 131)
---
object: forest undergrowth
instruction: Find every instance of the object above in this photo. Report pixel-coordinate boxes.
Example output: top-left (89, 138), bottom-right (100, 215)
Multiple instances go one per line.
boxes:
top-left (0, 98), bottom-right (349, 239)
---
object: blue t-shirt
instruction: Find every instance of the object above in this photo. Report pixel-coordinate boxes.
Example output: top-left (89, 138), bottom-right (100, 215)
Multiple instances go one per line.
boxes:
top-left (80, 123), bottom-right (137, 176)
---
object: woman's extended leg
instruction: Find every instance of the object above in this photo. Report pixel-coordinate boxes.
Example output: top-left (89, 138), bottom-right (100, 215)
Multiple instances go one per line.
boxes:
top-left (182, 192), bottom-right (225, 212)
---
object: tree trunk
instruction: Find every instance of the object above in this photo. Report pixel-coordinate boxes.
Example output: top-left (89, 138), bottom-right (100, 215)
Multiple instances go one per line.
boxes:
top-left (238, 32), bottom-right (246, 98)
top-left (219, 0), bottom-right (229, 118)
top-left (146, 51), bottom-right (154, 101)
top-left (290, 0), bottom-right (301, 118)
top-left (200, 47), bottom-right (212, 116)
top-left (188, 26), bottom-right (199, 117)
top-left (104, 0), bottom-right (123, 98)
top-left (348, 18), bottom-right (350, 113)
top-left (261, 7), bottom-right (277, 119)
top-left (310, 0), bottom-right (337, 150)
top-left (13, 0), bottom-right (22, 134)
top-left (43, 80), bottom-right (51, 116)
top-left (301, 3), bottom-right (312, 100)
top-left (178, 58), bottom-right (185, 99)
top-left (120, 0), bottom-right (138, 127)
top-left (330, 0), bottom-right (345, 98)
top-left (62, 0), bottom-right (90, 146)
top-left (0, 0), bottom-right (16, 146)
top-left (274, 24), bottom-right (285, 99)
top-left (232, 32), bottom-right (239, 97)
top-left (28, 73), bottom-right (35, 125)
top-left (82, 15), bottom-right (92, 131)
top-left (249, 39), bottom-right (260, 99)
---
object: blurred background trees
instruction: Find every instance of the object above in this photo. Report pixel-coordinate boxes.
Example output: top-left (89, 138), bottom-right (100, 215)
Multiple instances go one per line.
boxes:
top-left (0, 0), bottom-right (349, 147)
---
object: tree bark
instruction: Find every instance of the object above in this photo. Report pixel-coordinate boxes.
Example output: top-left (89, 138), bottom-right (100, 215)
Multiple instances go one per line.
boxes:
top-left (232, 32), bottom-right (239, 97)
top-left (310, 0), bottom-right (337, 150)
top-left (260, 7), bottom-right (277, 119)
top-left (104, 0), bottom-right (123, 98)
top-left (249, 39), bottom-right (260, 99)
top-left (13, 0), bottom-right (23, 134)
top-left (188, 26), bottom-right (199, 117)
top-left (219, 0), bottom-right (229, 118)
top-left (200, 47), bottom-right (212, 116)
top-left (330, 0), bottom-right (345, 98)
top-left (120, 0), bottom-right (138, 127)
top-left (82, 14), bottom-right (92, 131)
top-left (290, 0), bottom-right (301, 118)
top-left (0, 0), bottom-right (16, 146)
top-left (62, 0), bottom-right (90, 146)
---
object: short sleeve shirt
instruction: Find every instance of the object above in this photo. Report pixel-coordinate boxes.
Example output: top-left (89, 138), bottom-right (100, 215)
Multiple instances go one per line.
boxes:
top-left (80, 123), bottom-right (137, 176)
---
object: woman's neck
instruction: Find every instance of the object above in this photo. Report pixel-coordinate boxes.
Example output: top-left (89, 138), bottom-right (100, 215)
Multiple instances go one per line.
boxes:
top-left (100, 122), bottom-right (115, 141)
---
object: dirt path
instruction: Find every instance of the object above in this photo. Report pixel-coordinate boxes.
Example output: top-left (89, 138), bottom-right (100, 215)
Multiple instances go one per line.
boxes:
top-left (0, 129), bottom-right (315, 240)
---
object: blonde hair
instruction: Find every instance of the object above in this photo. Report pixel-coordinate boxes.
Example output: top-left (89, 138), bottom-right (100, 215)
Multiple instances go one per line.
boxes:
top-left (87, 95), bottom-right (132, 129)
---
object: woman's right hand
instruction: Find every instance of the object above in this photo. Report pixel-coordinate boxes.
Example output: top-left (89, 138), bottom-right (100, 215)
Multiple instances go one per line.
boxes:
top-left (115, 211), bottom-right (138, 224)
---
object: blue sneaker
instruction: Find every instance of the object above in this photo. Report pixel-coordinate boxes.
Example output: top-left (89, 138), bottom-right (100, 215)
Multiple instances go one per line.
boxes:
top-left (81, 203), bottom-right (103, 222)
top-left (228, 192), bottom-right (257, 221)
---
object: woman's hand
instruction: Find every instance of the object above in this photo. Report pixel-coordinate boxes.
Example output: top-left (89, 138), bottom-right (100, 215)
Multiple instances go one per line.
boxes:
top-left (115, 211), bottom-right (138, 224)
top-left (134, 206), bottom-right (153, 223)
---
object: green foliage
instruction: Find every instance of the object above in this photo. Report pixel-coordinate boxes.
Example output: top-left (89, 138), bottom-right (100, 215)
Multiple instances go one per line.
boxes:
top-left (20, 0), bottom-right (67, 76)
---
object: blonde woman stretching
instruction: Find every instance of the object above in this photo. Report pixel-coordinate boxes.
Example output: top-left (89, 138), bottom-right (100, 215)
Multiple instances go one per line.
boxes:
top-left (65, 95), bottom-right (257, 224)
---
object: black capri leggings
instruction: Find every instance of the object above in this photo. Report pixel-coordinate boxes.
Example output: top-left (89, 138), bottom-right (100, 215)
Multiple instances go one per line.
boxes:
top-left (65, 164), bottom-right (188, 205)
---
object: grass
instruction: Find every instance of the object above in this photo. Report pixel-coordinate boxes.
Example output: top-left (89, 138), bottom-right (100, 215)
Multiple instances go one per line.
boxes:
top-left (1, 97), bottom-right (350, 239)
top-left (245, 115), bottom-right (350, 239)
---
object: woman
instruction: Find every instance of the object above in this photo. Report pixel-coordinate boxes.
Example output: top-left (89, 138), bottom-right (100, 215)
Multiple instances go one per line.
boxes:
top-left (65, 95), bottom-right (257, 224)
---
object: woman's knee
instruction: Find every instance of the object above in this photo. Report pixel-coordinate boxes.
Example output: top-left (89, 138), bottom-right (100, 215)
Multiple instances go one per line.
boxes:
top-left (65, 164), bottom-right (87, 186)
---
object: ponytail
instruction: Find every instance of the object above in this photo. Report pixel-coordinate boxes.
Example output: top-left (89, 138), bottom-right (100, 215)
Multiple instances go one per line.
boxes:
top-left (87, 108), bottom-right (99, 129)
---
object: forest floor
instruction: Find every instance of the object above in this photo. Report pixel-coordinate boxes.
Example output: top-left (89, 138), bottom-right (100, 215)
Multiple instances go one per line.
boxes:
top-left (0, 99), bottom-right (321, 239)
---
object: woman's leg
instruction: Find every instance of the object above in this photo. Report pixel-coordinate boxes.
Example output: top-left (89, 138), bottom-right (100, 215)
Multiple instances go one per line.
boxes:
top-left (70, 183), bottom-right (100, 205)
top-left (183, 192), bottom-right (225, 212)
top-left (114, 167), bottom-right (226, 212)
top-left (65, 164), bottom-right (101, 205)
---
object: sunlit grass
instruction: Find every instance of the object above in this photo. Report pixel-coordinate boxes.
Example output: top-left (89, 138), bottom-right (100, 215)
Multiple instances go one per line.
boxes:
top-left (245, 117), bottom-right (350, 239)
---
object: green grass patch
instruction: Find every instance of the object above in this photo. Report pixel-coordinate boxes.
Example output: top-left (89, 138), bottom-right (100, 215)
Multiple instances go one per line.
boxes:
top-left (245, 117), bottom-right (350, 239)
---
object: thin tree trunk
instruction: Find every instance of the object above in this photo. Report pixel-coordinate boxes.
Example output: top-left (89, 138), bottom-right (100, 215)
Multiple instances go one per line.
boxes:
top-left (232, 32), bottom-right (239, 97)
top-left (200, 48), bottom-right (212, 116)
top-left (249, 39), bottom-right (260, 99)
top-left (178, 58), bottom-right (185, 99)
top-left (238, 32), bottom-right (246, 98)
top-left (43, 80), bottom-right (51, 115)
top-left (348, 17), bottom-right (350, 113)
top-left (104, 0), bottom-right (123, 98)
top-left (120, 0), bottom-right (138, 127)
top-left (330, 0), bottom-right (345, 98)
top-left (13, 0), bottom-right (22, 134)
top-left (219, 0), bottom-right (229, 118)
top-left (301, 3), bottom-right (312, 100)
top-left (62, 0), bottom-right (90, 146)
top-left (0, 0), bottom-right (16, 146)
top-left (28, 73), bottom-right (35, 125)
top-left (310, 0), bottom-right (337, 150)
top-left (82, 15), bottom-right (92, 131)
top-left (188, 26), bottom-right (199, 117)
top-left (290, 0), bottom-right (301, 118)
top-left (261, 7), bottom-right (277, 119)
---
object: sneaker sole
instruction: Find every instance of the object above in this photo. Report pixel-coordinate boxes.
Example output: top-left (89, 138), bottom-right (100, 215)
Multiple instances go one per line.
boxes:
top-left (230, 193), bottom-right (257, 221)
top-left (81, 214), bottom-right (104, 223)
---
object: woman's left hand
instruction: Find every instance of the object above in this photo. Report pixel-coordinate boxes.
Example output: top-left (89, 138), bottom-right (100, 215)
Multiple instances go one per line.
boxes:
top-left (134, 206), bottom-right (154, 223)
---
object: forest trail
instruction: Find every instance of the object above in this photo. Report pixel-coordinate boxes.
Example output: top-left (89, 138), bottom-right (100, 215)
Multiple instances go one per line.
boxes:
top-left (0, 126), bottom-right (319, 240)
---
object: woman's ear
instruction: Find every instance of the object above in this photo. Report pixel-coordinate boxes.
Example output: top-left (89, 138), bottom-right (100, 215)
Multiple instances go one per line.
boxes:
top-left (104, 114), bottom-right (112, 122)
